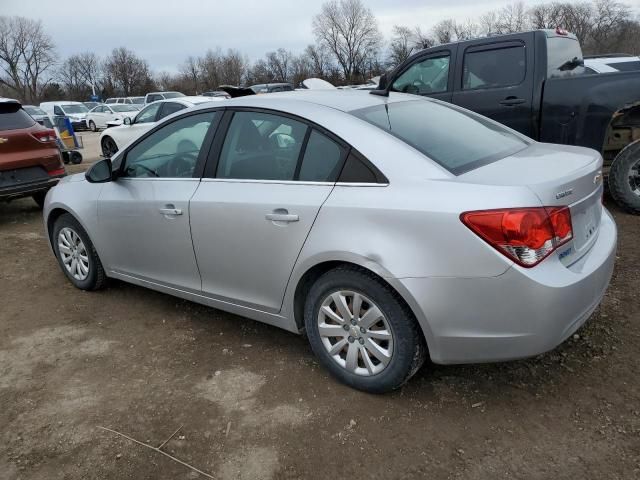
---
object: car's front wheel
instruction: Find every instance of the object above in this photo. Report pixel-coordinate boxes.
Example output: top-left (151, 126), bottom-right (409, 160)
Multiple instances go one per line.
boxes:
top-left (304, 266), bottom-right (426, 393)
top-left (89, 120), bottom-right (97, 132)
top-left (52, 213), bottom-right (107, 290)
top-left (101, 136), bottom-right (118, 158)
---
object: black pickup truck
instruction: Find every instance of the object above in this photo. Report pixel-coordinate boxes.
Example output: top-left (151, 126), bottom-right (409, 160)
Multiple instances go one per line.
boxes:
top-left (377, 29), bottom-right (640, 214)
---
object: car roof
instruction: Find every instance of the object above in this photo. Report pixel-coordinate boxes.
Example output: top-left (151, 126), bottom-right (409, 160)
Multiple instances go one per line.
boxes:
top-left (211, 90), bottom-right (415, 113)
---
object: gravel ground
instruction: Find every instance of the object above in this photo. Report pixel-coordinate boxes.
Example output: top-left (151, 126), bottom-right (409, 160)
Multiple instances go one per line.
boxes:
top-left (0, 164), bottom-right (638, 479)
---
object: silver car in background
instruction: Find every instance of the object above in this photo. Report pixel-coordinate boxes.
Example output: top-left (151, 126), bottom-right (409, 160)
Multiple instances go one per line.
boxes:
top-left (43, 91), bottom-right (617, 393)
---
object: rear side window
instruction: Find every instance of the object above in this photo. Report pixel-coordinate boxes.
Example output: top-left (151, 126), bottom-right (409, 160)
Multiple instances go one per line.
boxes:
top-left (351, 100), bottom-right (528, 175)
top-left (298, 130), bottom-right (344, 182)
top-left (608, 60), bottom-right (640, 72)
top-left (0, 103), bottom-right (35, 131)
top-left (463, 45), bottom-right (525, 90)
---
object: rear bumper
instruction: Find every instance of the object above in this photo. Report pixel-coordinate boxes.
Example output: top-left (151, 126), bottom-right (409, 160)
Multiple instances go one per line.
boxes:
top-left (0, 175), bottom-right (65, 201)
top-left (401, 207), bottom-right (617, 364)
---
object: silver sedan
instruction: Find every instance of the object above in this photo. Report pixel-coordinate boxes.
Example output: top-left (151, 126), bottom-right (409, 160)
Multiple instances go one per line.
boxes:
top-left (43, 91), bottom-right (617, 393)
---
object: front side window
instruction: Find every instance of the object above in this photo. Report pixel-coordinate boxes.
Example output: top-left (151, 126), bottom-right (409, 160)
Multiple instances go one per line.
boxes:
top-left (298, 130), bottom-right (344, 182)
top-left (53, 106), bottom-right (63, 115)
top-left (351, 100), bottom-right (528, 175)
top-left (135, 103), bottom-right (162, 124)
top-left (216, 111), bottom-right (308, 181)
top-left (463, 45), bottom-right (526, 90)
top-left (392, 55), bottom-right (450, 95)
top-left (123, 112), bottom-right (218, 179)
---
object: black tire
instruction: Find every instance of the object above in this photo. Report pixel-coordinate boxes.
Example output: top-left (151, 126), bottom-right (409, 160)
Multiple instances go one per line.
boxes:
top-left (32, 190), bottom-right (47, 209)
top-left (101, 136), bottom-right (118, 158)
top-left (304, 266), bottom-right (427, 394)
top-left (52, 213), bottom-right (107, 291)
top-left (61, 151), bottom-right (70, 164)
top-left (89, 120), bottom-right (97, 132)
top-left (608, 140), bottom-right (640, 215)
top-left (69, 151), bottom-right (83, 164)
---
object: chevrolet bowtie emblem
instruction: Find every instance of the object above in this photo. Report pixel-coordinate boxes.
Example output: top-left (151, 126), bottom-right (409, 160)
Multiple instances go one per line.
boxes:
top-left (0, 138), bottom-right (8, 144)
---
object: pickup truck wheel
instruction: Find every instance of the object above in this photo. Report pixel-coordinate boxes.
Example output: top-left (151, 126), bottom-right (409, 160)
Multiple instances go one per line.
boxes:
top-left (609, 140), bottom-right (640, 215)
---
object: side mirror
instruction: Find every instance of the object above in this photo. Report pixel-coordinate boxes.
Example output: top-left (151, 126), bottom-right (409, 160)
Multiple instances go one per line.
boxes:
top-left (124, 116), bottom-right (132, 125)
top-left (377, 73), bottom-right (388, 90)
top-left (85, 158), bottom-right (113, 183)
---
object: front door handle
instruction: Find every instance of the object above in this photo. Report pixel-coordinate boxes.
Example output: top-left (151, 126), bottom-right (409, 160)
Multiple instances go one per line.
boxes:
top-left (159, 205), bottom-right (182, 216)
top-left (266, 209), bottom-right (299, 223)
top-left (499, 96), bottom-right (526, 106)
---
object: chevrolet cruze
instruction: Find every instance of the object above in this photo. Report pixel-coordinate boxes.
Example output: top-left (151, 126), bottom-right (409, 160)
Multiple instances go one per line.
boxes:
top-left (44, 91), bottom-right (617, 393)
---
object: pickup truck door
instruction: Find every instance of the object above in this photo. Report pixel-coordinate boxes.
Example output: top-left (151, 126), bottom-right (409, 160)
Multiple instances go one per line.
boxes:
top-left (451, 36), bottom-right (536, 138)
top-left (388, 46), bottom-right (457, 103)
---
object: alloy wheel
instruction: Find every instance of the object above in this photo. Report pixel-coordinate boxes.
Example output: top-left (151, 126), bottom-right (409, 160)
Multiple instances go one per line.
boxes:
top-left (317, 290), bottom-right (393, 376)
top-left (58, 227), bottom-right (90, 281)
top-left (629, 158), bottom-right (640, 197)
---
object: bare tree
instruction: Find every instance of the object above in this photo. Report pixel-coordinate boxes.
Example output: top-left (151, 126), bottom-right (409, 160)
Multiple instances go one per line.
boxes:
top-left (495, 2), bottom-right (531, 33)
top-left (266, 48), bottom-right (292, 82)
top-left (388, 25), bottom-right (416, 67)
top-left (313, 0), bottom-right (382, 83)
top-left (0, 16), bottom-right (56, 102)
top-left (104, 47), bottom-right (153, 96)
top-left (305, 44), bottom-right (333, 78)
top-left (180, 56), bottom-right (200, 93)
top-left (219, 49), bottom-right (247, 86)
top-left (412, 27), bottom-right (435, 50)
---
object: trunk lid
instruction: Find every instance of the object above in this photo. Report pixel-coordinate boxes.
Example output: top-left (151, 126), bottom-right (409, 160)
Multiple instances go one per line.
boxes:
top-left (460, 142), bottom-right (604, 266)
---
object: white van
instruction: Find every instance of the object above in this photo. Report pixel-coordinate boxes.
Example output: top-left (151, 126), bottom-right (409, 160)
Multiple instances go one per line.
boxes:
top-left (39, 101), bottom-right (90, 130)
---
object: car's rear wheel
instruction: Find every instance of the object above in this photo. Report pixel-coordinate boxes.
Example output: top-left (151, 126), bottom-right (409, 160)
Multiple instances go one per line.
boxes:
top-left (609, 140), bottom-right (640, 215)
top-left (52, 213), bottom-right (107, 290)
top-left (89, 120), bottom-right (97, 132)
top-left (304, 266), bottom-right (426, 393)
top-left (101, 136), bottom-right (118, 158)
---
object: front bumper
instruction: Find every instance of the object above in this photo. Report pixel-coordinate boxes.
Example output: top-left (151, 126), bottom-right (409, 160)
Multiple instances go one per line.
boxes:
top-left (70, 119), bottom-right (87, 130)
top-left (401, 208), bottom-right (617, 364)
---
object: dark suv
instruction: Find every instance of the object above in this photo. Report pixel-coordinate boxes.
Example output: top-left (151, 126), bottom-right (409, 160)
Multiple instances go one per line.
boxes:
top-left (0, 98), bottom-right (66, 208)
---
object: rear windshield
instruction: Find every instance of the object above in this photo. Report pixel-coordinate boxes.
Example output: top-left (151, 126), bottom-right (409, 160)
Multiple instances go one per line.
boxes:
top-left (607, 60), bottom-right (640, 72)
top-left (546, 37), bottom-right (586, 78)
top-left (111, 104), bottom-right (139, 112)
top-left (350, 100), bottom-right (528, 175)
top-left (0, 103), bottom-right (36, 131)
top-left (62, 104), bottom-right (89, 114)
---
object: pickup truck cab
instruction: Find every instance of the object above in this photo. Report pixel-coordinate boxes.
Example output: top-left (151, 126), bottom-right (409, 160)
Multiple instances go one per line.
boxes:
top-left (381, 29), bottom-right (640, 214)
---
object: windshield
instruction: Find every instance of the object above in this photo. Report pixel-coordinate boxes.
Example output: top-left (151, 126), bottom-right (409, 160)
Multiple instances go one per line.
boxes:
top-left (350, 100), bottom-right (528, 175)
top-left (607, 60), bottom-right (640, 72)
top-left (62, 104), bottom-right (89, 114)
top-left (23, 106), bottom-right (46, 116)
top-left (111, 104), bottom-right (139, 112)
top-left (162, 92), bottom-right (185, 99)
top-left (546, 37), bottom-right (586, 78)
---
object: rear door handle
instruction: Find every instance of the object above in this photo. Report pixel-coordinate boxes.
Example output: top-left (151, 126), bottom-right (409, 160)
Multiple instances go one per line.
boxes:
top-left (266, 209), bottom-right (299, 223)
top-left (159, 205), bottom-right (182, 216)
top-left (499, 97), bottom-right (526, 106)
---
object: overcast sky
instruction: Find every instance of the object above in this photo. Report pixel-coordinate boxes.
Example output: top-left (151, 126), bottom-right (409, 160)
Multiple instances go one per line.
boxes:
top-left (1, 0), bottom-right (575, 71)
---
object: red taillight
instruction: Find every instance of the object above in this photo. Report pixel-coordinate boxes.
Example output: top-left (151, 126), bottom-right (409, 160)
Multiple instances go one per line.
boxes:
top-left (48, 168), bottom-right (65, 176)
top-left (461, 207), bottom-right (573, 267)
top-left (31, 129), bottom-right (57, 143)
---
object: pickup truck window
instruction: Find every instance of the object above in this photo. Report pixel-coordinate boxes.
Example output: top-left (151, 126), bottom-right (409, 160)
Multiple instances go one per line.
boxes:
top-left (546, 37), bottom-right (586, 78)
top-left (350, 100), bottom-right (527, 175)
top-left (463, 45), bottom-right (525, 90)
top-left (391, 55), bottom-right (450, 95)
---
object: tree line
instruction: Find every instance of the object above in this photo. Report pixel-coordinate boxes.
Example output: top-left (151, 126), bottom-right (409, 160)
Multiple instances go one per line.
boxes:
top-left (1, 0), bottom-right (638, 104)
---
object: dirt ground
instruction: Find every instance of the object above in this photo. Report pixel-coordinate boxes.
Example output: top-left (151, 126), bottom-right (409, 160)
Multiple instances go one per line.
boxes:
top-left (0, 162), bottom-right (638, 479)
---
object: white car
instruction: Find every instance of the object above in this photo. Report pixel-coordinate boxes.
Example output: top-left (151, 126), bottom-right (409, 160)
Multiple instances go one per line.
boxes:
top-left (144, 91), bottom-right (185, 104)
top-left (86, 104), bottom-right (139, 131)
top-left (99, 96), bottom-right (222, 157)
top-left (105, 96), bottom-right (145, 105)
top-left (584, 55), bottom-right (640, 73)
